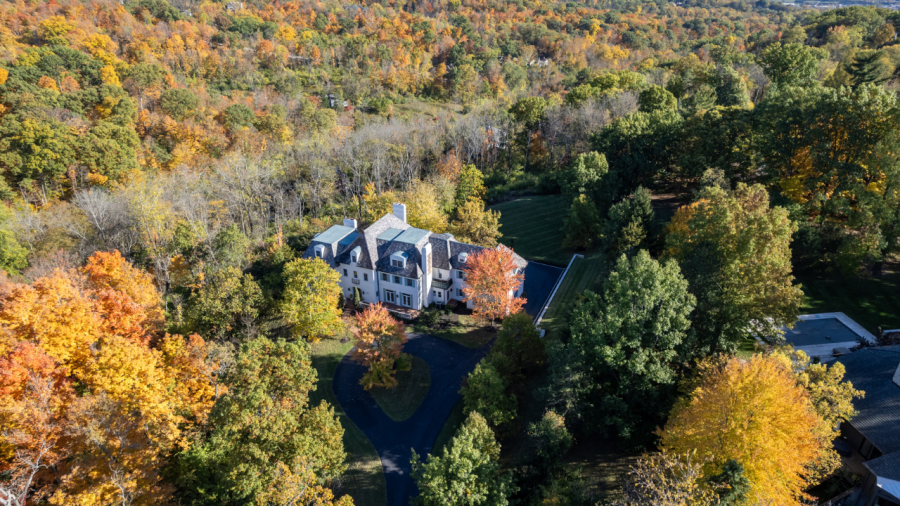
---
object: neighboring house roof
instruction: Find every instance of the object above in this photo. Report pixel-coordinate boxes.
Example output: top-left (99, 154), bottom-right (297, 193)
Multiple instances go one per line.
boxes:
top-left (836, 346), bottom-right (900, 456)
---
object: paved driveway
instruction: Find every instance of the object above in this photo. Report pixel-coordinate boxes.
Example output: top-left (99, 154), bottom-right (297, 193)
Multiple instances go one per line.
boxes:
top-left (521, 262), bottom-right (565, 318)
top-left (333, 333), bottom-right (491, 506)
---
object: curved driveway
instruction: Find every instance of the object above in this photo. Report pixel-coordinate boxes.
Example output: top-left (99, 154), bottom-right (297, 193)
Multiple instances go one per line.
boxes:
top-left (333, 333), bottom-right (491, 506)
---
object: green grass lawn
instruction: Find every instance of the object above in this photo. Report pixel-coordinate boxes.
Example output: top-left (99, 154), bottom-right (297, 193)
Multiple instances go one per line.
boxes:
top-left (412, 314), bottom-right (495, 348)
top-left (370, 355), bottom-right (432, 422)
top-left (309, 331), bottom-right (386, 506)
top-left (491, 195), bottom-right (574, 266)
top-left (796, 270), bottom-right (900, 334)
top-left (538, 252), bottom-right (608, 338)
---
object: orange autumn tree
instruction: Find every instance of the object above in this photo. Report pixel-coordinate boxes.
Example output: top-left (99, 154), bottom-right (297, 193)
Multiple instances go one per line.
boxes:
top-left (658, 354), bottom-right (830, 506)
top-left (0, 251), bottom-right (217, 505)
top-left (461, 246), bottom-right (526, 326)
top-left (351, 304), bottom-right (409, 390)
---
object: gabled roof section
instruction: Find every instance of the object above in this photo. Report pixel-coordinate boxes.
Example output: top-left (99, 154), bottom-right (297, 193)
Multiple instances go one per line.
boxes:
top-left (301, 225), bottom-right (358, 267)
top-left (356, 213), bottom-right (410, 270)
top-left (449, 241), bottom-right (486, 270)
top-left (428, 234), bottom-right (453, 270)
top-left (836, 345), bottom-right (900, 455)
top-left (376, 240), bottom-right (422, 278)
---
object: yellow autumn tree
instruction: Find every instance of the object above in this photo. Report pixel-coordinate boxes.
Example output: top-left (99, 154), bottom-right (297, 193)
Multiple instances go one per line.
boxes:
top-left (280, 257), bottom-right (344, 342)
top-left (659, 354), bottom-right (830, 506)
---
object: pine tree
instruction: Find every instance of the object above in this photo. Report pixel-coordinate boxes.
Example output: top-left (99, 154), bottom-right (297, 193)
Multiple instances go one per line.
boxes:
top-left (848, 50), bottom-right (888, 88)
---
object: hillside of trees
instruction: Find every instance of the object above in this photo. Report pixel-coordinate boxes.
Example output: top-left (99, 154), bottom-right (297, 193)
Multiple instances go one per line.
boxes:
top-left (0, 0), bottom-right (897, 503)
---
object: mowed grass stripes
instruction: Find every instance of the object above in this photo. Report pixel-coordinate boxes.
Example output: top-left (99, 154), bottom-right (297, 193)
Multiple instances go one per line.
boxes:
top-left (491, 195), bottom-right (571, 266)
top-left (538, 252), bottom-right (608, 337)
top-left (797, 272), bottom-right (900, 334)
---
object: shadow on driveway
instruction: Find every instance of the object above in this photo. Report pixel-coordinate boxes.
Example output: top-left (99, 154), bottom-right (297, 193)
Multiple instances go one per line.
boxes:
top-left (333, 333), bottom-right (491, 506)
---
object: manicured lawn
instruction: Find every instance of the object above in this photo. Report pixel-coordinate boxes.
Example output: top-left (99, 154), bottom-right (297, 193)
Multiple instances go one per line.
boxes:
top-left (370, 355), bottom-right (432, 422)
top-left (491, 195), bottom-right (574, 267)
top-left (412, 314), bottom-right (495, 348)
top-left (309, 330), bottom-right (386, 506)
top-left (538, 252), bottom-right (608, 338)
top-left (796, 270), bottom-right (900, 334)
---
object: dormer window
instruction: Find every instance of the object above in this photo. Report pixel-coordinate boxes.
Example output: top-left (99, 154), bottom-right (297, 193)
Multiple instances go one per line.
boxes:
top-left (390, 252), bottom-right (408, 269)
top-left (458, 252), bottom-right (468, 263)
top-left (314, 245), bottom-right (325, 258)
top-left (350, 246), bottom-right (361, 264)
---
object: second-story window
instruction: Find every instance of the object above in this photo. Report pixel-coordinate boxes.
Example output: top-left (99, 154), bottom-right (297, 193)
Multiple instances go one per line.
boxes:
top-left (438, 271), bottom-right (442, 279)
top-left (456, 270), bottom-right (464, 279)
top-left (364, 273), bottom-right (368, 281)
top-left (343, 269), bottom-right (348, 276)
top-left (393, 275), bottom-right (401, 284)
top-left (406, 278), bottom-right (415, 287)
top-left (353, 271), bottom-right (358, 278)
top-left (381, 273), bottom-right (388, 281)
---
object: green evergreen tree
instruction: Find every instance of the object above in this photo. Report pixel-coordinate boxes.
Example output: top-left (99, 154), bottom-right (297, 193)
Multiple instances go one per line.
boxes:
top-left (848, 50), bottom-right (888, 88)
top-left (709, 459), bottom-right (751, 506)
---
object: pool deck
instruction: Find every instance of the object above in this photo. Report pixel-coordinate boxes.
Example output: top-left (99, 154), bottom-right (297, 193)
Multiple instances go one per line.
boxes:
top-left (782, 313), bottom-right (876, 360)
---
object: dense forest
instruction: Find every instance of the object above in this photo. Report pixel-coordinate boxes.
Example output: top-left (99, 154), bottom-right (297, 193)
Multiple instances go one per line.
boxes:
top-left (0, 0), bottom-right (898, 503)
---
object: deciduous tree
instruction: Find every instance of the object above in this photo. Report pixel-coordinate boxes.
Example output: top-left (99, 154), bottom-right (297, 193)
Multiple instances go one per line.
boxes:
top-left (410, 411), bottom-right (515, 506)
top-left (352, 304), bottom-right (409, 390)
top-left (177, 337), bottom-right (346, 505)
top-left (449, 199), bottom-right (502, 248)
top-left (281, 258), bottom-right (344, 342)
top-left (461, 246), bottom-right (524, 325)
top-left (659, 355), bottom-right (830, 506)
top-left (664, 184), bottom-right (802, 354)
top-left (568, 251), bottom-right (695, 442)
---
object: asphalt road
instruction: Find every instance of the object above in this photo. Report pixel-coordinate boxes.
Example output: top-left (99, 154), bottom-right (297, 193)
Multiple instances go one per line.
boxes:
top-left (334, 333), bottom-right (491, 506)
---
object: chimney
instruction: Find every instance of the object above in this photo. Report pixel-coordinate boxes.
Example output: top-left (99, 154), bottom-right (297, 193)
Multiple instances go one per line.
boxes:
top-left (343, 218), bottom-right (357, 230)
top-left (392, 203), bottom-right (407, 223)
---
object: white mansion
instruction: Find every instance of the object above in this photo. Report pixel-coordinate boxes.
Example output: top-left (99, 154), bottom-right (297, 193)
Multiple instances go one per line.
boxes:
top-left (302, 203), bottom-right (527, 313)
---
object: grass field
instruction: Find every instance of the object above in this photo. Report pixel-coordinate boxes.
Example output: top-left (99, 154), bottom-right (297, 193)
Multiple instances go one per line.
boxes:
top-left (309, 331), bottom-right (386, 506)
top-left (491, 195), bottom-right (573, 266)
top-left (538, 253), bottom-right (609, 337)
top-left (370, 355), bottom-right (432, 422)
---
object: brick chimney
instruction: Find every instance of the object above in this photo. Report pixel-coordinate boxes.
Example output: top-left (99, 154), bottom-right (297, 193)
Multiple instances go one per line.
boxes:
top-left (392, 203), bottom-right (407, 223)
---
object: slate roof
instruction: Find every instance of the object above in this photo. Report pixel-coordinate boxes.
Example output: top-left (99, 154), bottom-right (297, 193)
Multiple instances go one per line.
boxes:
top-left (375, 240), bottom-right (423, 278)
top-left (865, 451), bottom-right (900, 481)
top-left (428, 234), bottom-right (454, 270)
top-left (836, 346), bottom-right (900, 455)
top-left (303, 211), bottom-right (528, 276)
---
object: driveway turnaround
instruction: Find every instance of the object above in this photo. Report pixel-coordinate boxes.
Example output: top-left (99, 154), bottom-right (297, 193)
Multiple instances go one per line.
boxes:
top-left (334, 333), bottom-right (491, 506)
